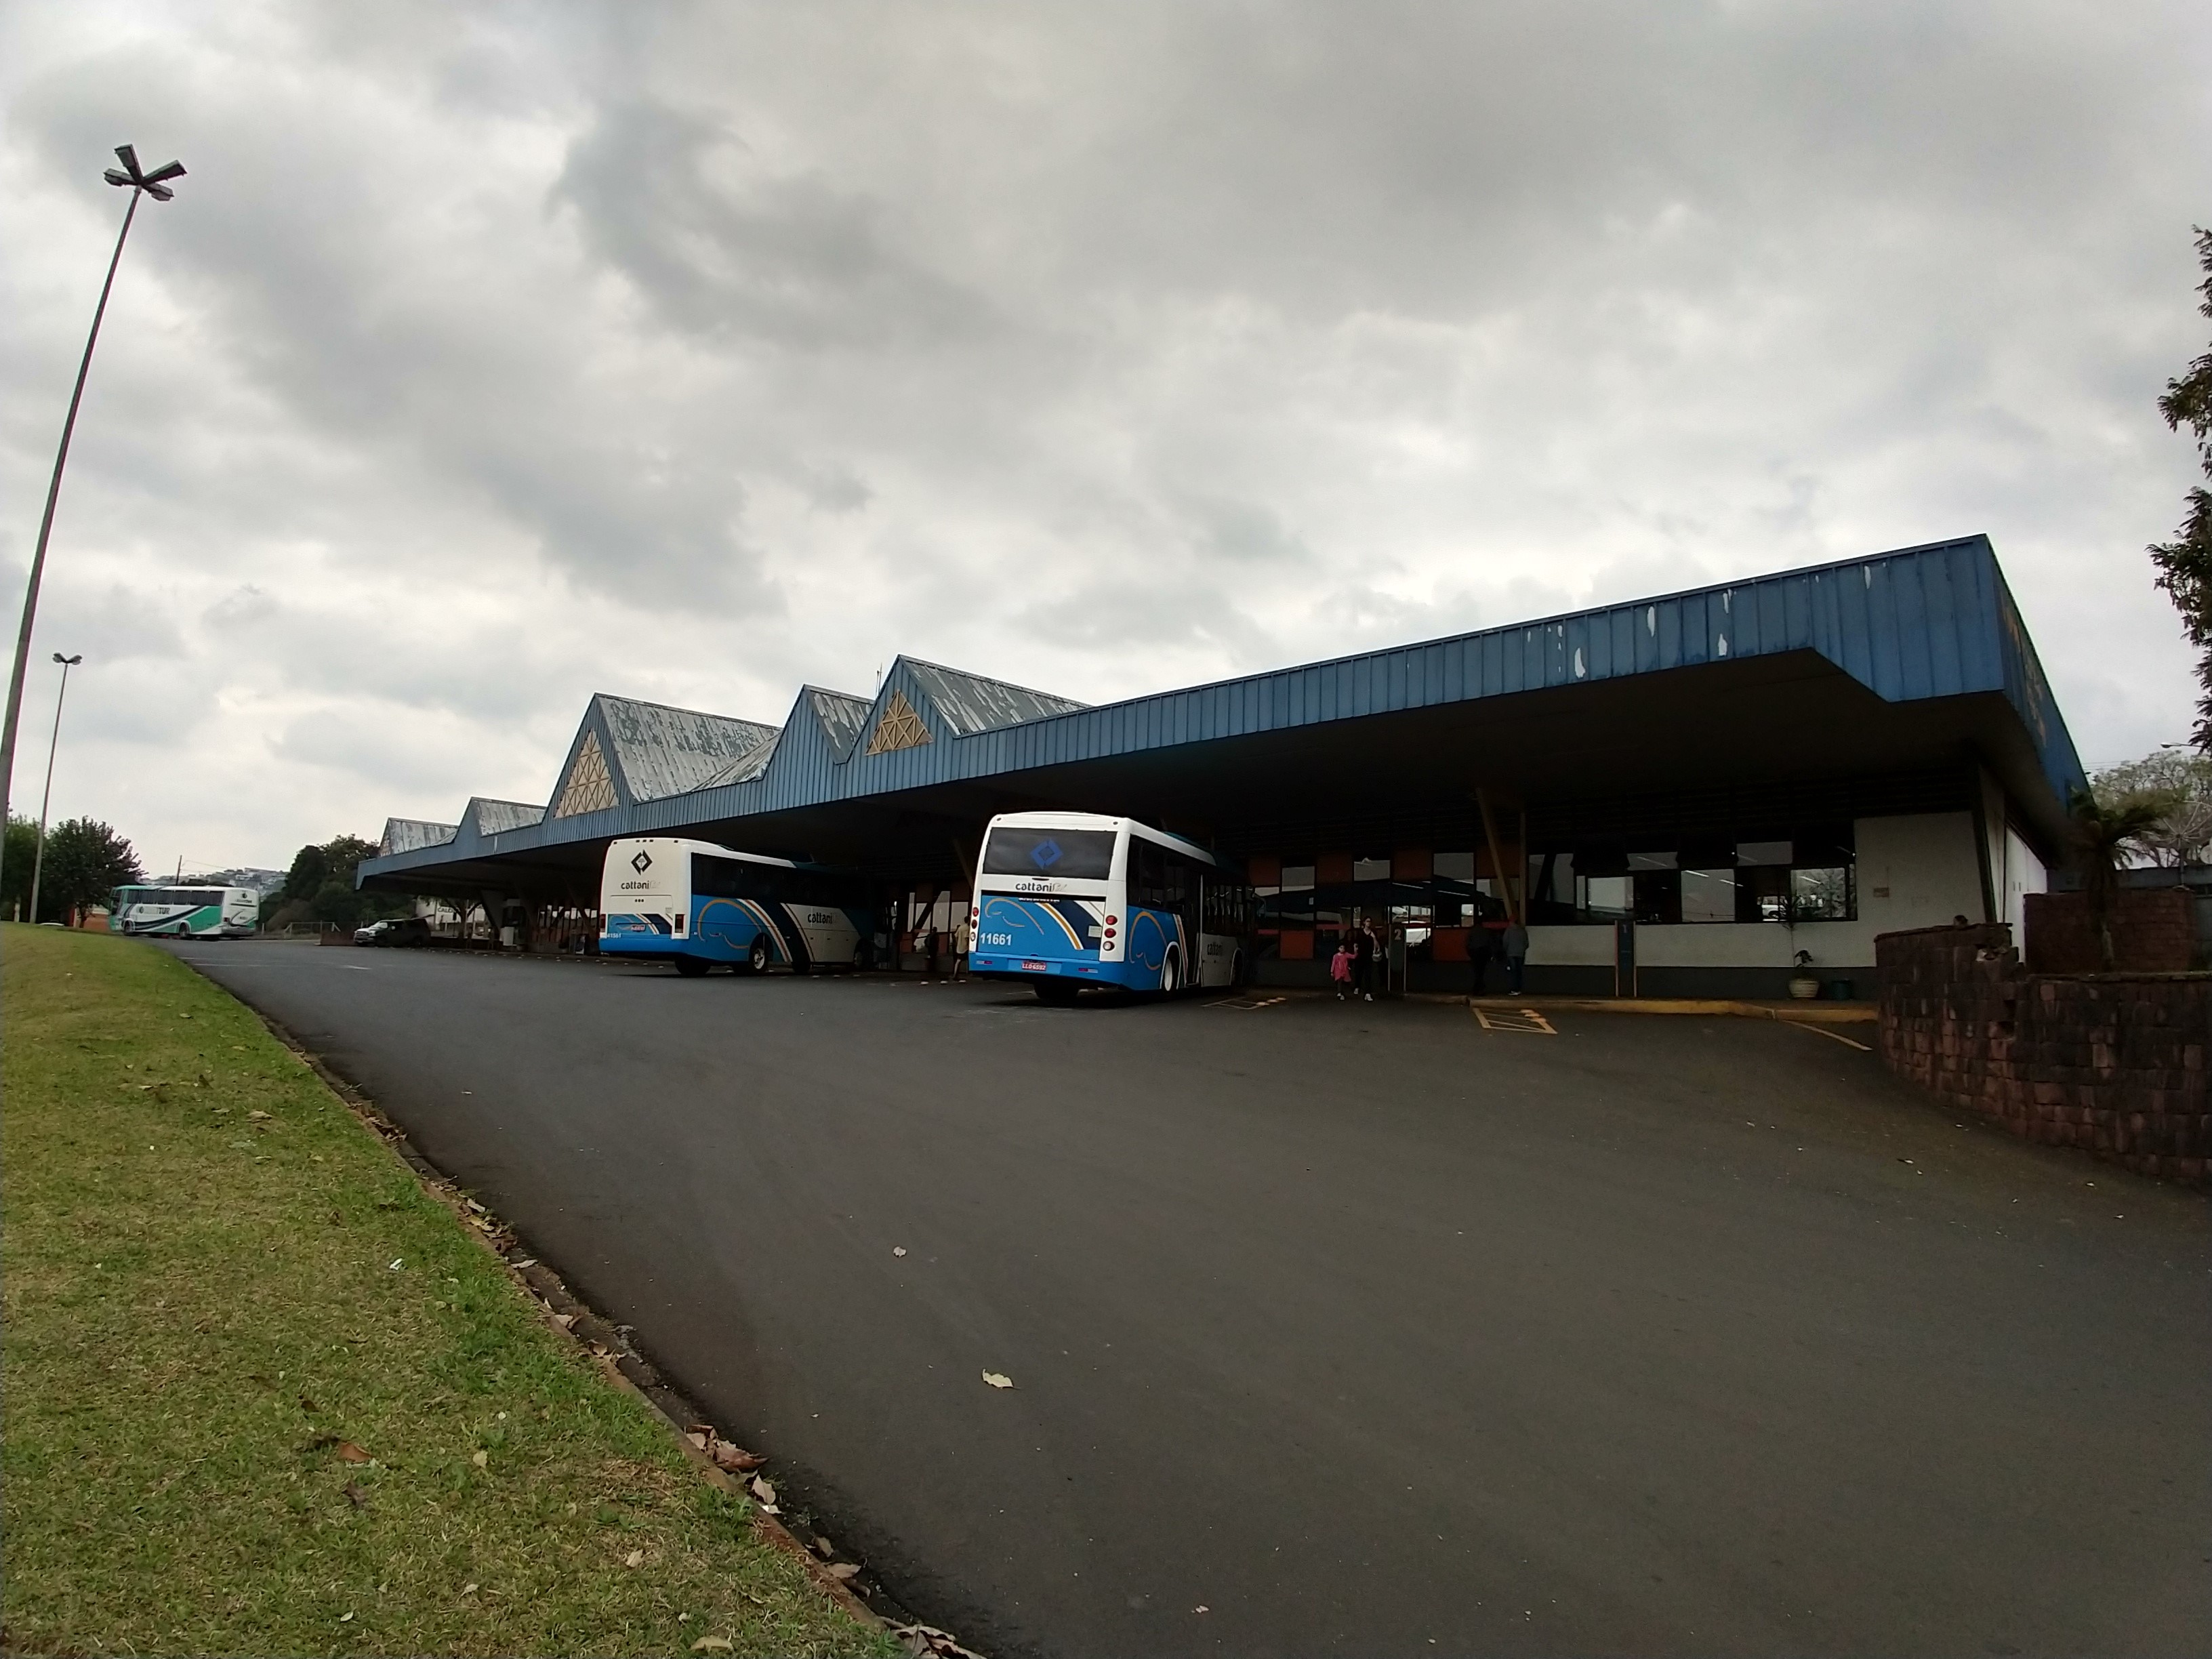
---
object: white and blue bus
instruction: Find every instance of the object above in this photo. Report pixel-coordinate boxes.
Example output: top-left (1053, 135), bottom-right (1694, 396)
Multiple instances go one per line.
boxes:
top-left (967, 812), bottom-right (1251, 1003)
top-left (111, 885), bottom-right (260, 938)
top-left (600, 836), bottom-right (874, 977)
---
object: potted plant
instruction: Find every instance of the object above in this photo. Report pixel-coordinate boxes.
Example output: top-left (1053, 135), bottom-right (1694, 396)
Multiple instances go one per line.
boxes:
top-left (1788, 948), bottom-right (1820, 1000)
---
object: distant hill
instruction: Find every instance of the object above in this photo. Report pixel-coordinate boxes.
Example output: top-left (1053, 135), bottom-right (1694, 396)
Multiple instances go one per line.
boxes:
top-left (181, 868), bottom-right (289, 897)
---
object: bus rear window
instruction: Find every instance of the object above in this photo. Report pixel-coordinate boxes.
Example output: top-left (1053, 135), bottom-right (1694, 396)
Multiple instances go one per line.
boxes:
top-left (981, 827), bottom-right (1117, 880)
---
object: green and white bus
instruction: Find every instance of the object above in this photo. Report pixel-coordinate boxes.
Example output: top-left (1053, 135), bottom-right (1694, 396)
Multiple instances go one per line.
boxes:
top-left (110, 885), bottom-right (260, 938)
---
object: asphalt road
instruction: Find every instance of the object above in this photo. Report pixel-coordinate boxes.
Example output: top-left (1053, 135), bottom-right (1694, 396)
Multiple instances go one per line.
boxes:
top-left (171, 940), bottom-right (2211, 1657)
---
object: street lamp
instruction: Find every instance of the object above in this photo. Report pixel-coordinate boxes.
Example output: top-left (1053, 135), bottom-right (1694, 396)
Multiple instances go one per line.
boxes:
top-left (0, 144), bottom-right (184, 878)
top-left (26, 653), bottom-right (83, 926)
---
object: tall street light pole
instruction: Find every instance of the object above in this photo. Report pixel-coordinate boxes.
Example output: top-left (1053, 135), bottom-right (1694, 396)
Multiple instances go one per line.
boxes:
top-left (26, 653), bottom-right (83, 926)
top-left (0, 144), bottom-right (184, 878)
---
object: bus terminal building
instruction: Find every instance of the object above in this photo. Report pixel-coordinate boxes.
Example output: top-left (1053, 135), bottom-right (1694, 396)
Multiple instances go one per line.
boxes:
top-left (356, 535), bottom-right (2082, 999)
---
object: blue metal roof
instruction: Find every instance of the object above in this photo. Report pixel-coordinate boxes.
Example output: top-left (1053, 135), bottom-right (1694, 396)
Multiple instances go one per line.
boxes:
top-left (359, 535), bottom-right (2085, 886)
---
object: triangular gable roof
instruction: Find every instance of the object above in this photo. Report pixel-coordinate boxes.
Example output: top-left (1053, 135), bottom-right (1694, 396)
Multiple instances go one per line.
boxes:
top-left (864, 688), bottom-right (933, 754)
top-left (592, 693), bottom-right (779, 804)
top-left (380, 817), bottom-right (457, 856)
top-left (551, 730), bottom-right (619, 817)
top-left (903, 659), bottom-right (1085, 737)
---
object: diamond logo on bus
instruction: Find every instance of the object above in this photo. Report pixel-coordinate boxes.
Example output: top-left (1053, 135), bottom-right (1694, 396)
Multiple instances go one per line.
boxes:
top-left (1029, 839), bottom-right (1063, 870)
top-left (630, 850), bottom-right (653, 875)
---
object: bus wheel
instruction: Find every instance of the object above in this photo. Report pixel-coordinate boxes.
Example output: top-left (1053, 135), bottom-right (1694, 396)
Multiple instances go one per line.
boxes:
top-left (1160, 949), bottom-right (1181, 995)
top-left (674, 957), bottom-right (709, 977)
top-left (746, 937), bottom-right (771, 975)
top-left (1033, 979), bottom-right (1079, 1006)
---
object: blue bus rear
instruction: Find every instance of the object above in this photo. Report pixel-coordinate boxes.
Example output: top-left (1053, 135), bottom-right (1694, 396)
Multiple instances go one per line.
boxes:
top-left (967, 813), bottom-right (1244, 1001)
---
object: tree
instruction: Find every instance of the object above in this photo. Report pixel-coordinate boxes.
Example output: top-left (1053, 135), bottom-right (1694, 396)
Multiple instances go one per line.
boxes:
top-left (2065, 787), bottom-right (2170, 971)
top-left (283, 842), bottom-right (329, 904)
top-left (271, 834), bottom-right (408, 932)
top-left (2091, 747), bottom-right (2212, 867)
top-left (2151, 226), bottom-right (2212, 752)
top-left (35, 818), bottom-right (144, 924)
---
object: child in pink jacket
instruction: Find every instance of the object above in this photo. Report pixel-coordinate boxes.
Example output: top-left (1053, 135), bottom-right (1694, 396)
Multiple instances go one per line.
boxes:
top-left (1329, 939), bottom-right (1354, 1000)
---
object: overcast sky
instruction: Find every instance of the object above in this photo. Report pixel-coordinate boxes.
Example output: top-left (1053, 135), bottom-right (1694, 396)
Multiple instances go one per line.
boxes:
top-left (3, 1), bottom-right (2208, 874)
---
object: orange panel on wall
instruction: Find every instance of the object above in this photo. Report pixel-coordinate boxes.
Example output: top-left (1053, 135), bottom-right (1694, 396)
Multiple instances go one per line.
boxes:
top-left (1246, 853), bottom-right (1282, 886)
top-left (1393, 848), bottom-right (1433, 880)
top-left (1279, 928), bottom-right (1315, 960)
top-left (1316, 852), bottom-right (1354, 884)
top-left (1430, 926), bottom-right (1469, 962)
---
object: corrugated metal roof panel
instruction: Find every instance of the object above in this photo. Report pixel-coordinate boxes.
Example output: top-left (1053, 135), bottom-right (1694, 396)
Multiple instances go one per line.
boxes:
top-left (379, 817), bottom-right (457, 856)
top-left (904, 659), bottom-right (1086, 736)
top-left (699, 731), bottom-right (780, 788)
top-left (595, 694), bottom-right (779, 804)
top-left (470, 799), bottom-right (546, 835)
top-left (806, 687), bottom-right (872, 760)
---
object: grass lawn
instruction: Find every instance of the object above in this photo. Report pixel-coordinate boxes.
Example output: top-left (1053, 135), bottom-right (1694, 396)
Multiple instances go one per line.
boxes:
top-left (1, 924), bottom-right (892, 1658)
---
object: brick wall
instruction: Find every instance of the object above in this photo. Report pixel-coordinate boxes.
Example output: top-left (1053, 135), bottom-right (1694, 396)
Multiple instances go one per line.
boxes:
top-left (2022, 888), bottom-right (2199, 974)
top-left (1876, 923), bottom-right (2209, 1188)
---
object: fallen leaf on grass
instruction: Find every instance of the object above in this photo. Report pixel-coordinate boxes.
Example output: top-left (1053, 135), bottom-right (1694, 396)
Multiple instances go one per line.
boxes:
top-left (982, 1372), bottom-right (1013, 1390)
top-left (461, 1582), bottom-right (478, 1595)
top-left (691, 1638), bottom-right (734, 1653)
top-left (472, 1450), bottom-right (489, 1469)
top-left (749, 1476), bottom-right (776, 1505)
top-left (623, 1548), bottom-right (644, 1569)
top-left (248, 1109), bottom-right (272, 1121)
top-left (335, 1441), bottom-right (373, 1464)
top-left (342, 1483), bottom-right (369, 1509)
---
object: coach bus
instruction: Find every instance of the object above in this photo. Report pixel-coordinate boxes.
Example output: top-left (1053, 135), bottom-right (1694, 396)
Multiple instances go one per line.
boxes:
top-left (110, 884), bottom-right (260, 938)
top-left (967, 811), bottom-right (1250, 1003)
top-left (599, 836), bottom-right (874, 977)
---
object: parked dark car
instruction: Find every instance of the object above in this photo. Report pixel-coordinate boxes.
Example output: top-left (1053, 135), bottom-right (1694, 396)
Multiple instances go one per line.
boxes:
top-left (354, 916), bottom-right (432, 947)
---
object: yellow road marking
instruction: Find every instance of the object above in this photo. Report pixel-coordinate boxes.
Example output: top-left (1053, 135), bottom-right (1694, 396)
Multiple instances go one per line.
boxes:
top-left (1788, 1021), bottom-right (1872, 1052)
top-left (1472, 1005), bottom-right (1555, 1036)
top-left (1208, 996), bottom-right (1286, 1010)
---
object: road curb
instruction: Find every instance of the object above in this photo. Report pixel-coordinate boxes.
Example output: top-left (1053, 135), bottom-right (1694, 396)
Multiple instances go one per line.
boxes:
top-left (220, 992), bottom-right (983, 1656)
top-left (1468, 994), bottom-right (1877, 1024)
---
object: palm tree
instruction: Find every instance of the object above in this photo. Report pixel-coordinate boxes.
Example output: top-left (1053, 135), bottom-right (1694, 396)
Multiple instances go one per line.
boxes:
top-left (2066, 786), bottom-right (2173, 970)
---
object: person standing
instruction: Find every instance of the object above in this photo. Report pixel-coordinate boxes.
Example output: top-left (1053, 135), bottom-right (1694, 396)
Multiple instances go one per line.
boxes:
top-left (1353, 918), bottom-right (1377, 1002)
top-left (1502, 915), bottom-right (1530, 995)
top-left (1467, 912), bottom-right (1494, 996)
top-left (1329, 938), bottom-right (1354, 1001)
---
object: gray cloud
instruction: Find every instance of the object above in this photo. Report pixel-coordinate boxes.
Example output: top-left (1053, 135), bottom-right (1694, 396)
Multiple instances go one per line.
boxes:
top-left (1, 0), bottom-right (2208, 870)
